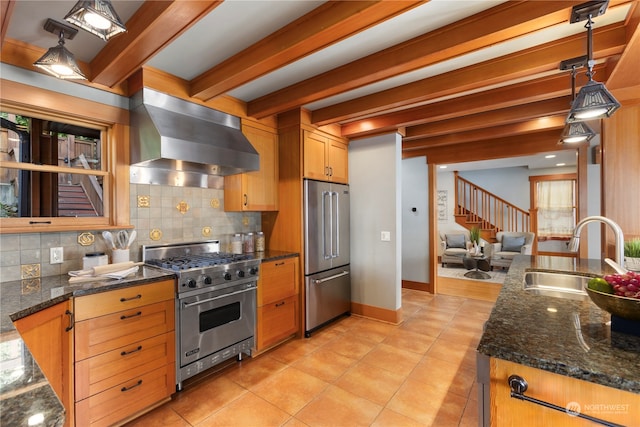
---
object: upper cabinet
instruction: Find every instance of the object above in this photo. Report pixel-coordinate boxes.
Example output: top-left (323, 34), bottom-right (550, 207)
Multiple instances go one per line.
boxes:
top-left (224, 122), bottom-right (279, 212)
top-left (303, 130), bottom-right (348, 183)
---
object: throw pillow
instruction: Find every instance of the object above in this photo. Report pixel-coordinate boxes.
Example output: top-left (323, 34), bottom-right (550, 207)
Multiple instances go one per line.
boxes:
top-left (502, 235), bottom-right (526, 252)
top-left (446, 234), bottom-right (466, 249)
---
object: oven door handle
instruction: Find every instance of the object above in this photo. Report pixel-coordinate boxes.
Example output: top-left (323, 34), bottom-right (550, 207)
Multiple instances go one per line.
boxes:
top-left (314, 270), bottom-right (349, 285)
top-left (182, 287), bottom-right (255, 308)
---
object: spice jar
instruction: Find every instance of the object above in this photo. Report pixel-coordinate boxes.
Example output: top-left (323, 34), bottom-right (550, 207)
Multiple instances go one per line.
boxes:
top-left (231, 234), bottom-right (243, 254)
top-left (255, 231), bottom-right (265, 252)
top-left (243, 232), bottom-right (255, 253)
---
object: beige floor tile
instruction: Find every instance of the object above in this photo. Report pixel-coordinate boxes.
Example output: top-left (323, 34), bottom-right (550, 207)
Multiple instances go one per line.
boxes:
top-left (427, 337), bottom-right (475, 365)
top-left (125, 405), bottom-right (190, 427)
top-left (334, 360), bottom-right (407, 406)
top-left (382, 328), bottom-right (436, 355)
top-left (371, 408), bottom-right (428, 427)
top-left (347, 318), bottom-right (399, 343)
top-left (282, 417), bottom-right (311, 427)
top-left (224, 354), bottom-right (288, 389)
top-left (321, 334), bottom-right (378, 359)
top-left (295, 385), bottom-right (383, 427)
top-left (268, 337), bottom-right (321, 365)
top-left (360, 343), bottom-right (422, 377)
top-left (169, 376), bottom-right (247, 425)
top-left (398, 317), bottom-right (443, 338)
top-left (410, 355), bottom-right (475, 398)
top-left (250, 366), bottom-right (329, 415)
top-left (195, 392), bottom-right (290, 427)
top-left (291, 347), bottom-right (357, 382)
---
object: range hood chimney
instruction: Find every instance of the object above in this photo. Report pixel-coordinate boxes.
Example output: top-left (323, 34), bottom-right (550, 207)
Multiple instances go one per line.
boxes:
top-left (130, 88), bottom-right (259, 187)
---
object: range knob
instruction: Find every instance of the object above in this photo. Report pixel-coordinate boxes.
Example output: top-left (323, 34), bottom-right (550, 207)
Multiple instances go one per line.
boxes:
top-left (237, 270), bottom-right (245, 278)
top-left (203, 276), bottom-right (212, 285)
top-left (186, 278), bottom-right (197, 288)
top-left (249, 267), bottom-right (259, 275)
top-left (224, 272), bottom-right (232, 281)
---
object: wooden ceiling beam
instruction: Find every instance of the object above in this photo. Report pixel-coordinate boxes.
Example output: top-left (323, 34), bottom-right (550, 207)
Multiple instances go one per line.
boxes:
top-left (0, 0), bottom-right (15, 47)
top-left (606, 1), bottom-right (640, 90)
top-left (403, 115), bottom-right (567, 151)
top-left (403, 96), bottom-right (572, 140)
top-left (90, 1), bottom-right (222, 87)
top-left (246, 0), bottom-right (589, 119)
top-left (403, 129), bottom-right (571, 163)
top-left (311, 23), bottom-right (626, 125)
top-left (190, 0), bottom-right (424, 101)
top-left (340, 65), bottom-right (606, 139)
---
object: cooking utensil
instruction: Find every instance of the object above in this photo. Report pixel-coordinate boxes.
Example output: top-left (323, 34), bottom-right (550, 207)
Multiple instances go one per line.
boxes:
top-left (127, 230), bottom-right (137, 249)
top-left (102, 231), bottom-right (115, 249)
top-left (117, 230), bottom-right (129, 249)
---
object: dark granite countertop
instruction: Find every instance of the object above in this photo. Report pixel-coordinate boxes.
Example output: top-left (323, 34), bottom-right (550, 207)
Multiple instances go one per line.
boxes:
top-left (0, 266), bottom-right (175, 427)
top-left (478, 255), bottom-right (640, 393)
top-left (254, 250), bottom-right (299, 263)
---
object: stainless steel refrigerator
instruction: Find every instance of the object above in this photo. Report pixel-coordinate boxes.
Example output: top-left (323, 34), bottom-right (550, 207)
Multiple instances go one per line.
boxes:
top-left (304, 179), bottom-right (351, 337)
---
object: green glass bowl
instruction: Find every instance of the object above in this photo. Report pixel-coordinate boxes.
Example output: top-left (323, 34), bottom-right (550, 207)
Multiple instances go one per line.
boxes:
top-left (585, 287), bottom-right (640, 321)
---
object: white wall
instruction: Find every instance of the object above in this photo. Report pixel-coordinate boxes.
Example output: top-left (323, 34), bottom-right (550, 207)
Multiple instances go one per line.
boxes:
top-left (401, 157), bottom-right (429, 282)
top-left (349, 133), bottom-right (402, 312)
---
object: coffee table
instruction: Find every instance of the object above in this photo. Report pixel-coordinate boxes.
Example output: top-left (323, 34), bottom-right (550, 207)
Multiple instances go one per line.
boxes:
top-left (463, 254), bottom-right (491, 279)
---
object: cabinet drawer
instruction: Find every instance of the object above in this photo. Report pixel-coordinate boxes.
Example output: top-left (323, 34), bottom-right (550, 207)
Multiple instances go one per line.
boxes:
top-left (258, 257), bottom-right (298, 305)
top-left (257, 295), bottom-right (298, 350)
top-left (75, 332), bottom-right (175, 401)
top-left (75, 300), bottom-right (175, 360)
top-left (75, 364), bottom-right (174, 427)
top-left (74, 280), bottom-right (175, 321)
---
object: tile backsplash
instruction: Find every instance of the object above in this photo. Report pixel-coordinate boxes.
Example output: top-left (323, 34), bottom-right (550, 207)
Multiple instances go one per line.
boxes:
top-left (0, 183), bottom-right (260, 282)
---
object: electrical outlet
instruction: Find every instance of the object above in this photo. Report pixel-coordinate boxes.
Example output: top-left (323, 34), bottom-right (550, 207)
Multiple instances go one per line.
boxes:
top-left (50, 247), bottom-right (63, 264)
top-left (381, 231), bottom-right (391, 241)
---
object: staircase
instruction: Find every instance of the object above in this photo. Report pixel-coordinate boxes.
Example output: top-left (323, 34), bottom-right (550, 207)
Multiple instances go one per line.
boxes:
top-left (453, 172), bottom-right (530, 241)
top-left (58, 184), bottom-right (99, 217)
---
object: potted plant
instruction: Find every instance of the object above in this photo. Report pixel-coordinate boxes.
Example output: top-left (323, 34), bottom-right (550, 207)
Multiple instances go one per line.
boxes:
top-left (624, 238), bottom-right (640, 271)
top-left (469, 226), bottom-right (481, 254)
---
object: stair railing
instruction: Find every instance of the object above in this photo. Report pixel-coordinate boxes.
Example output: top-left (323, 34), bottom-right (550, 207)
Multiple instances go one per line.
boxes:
top-left (455, 172), bottom-right (530, 234)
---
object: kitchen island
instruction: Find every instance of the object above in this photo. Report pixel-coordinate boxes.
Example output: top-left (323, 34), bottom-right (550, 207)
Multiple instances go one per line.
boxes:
top-left (0, 266), bottom-right (175, 427)
top-left (477, 255), bottom-right (640, 426)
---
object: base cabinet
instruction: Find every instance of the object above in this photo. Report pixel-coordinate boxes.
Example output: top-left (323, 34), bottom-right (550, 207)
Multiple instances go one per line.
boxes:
top-left (486, 357), bottom-right (640, 426)
top-left (255, 257), bottom-right (299, 352)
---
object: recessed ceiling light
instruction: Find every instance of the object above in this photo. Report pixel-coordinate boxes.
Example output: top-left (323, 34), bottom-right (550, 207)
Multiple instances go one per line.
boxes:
top-left (439, 165), bottom-right (447, 169)
top-left (545, 154), bottom-right (556, 159)
top-left (556, 163), bottom-right (566, 166)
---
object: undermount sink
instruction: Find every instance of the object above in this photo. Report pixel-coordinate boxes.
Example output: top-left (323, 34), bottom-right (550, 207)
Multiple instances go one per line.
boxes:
top-left (523, 271), bottom-right (592, 300)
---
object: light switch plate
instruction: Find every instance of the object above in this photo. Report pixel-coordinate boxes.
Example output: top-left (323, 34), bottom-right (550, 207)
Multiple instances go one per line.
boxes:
top-left (381, 231), bottom-right (391, 241)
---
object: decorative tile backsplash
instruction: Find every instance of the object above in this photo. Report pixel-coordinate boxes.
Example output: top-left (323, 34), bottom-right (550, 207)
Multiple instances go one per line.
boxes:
top-left (0, 183), bottom-right (261, 282)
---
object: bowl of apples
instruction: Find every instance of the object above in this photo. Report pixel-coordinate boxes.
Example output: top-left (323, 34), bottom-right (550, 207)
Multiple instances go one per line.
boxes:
top-left (585, 272), bottom-right (640, 321)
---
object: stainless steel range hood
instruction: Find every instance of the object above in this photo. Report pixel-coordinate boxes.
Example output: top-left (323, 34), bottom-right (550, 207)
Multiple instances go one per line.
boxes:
top-left (130, 88), bottom-right (259, 187)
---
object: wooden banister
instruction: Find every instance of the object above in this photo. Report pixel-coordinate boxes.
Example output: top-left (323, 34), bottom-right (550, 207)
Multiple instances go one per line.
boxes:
top-left (454, 172), bottom-right (530, 235)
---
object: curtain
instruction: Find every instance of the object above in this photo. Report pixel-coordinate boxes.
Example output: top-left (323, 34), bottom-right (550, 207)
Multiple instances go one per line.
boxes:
top-left (537, 180), bottom-right (575, 239)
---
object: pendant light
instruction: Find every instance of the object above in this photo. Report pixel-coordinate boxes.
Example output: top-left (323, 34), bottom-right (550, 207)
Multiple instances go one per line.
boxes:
top-left (33, 19), bottom-right (86, 80)
top-left (64, 0), bottom-right (126, 41)
top-left (566, 0), bottom-right (620, 123)
top-left (559, 56), bottom-right (595, 144)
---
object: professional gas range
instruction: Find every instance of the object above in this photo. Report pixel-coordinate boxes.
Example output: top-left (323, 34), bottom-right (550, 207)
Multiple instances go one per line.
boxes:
top-left (143, 241), bottom-right (259, 391)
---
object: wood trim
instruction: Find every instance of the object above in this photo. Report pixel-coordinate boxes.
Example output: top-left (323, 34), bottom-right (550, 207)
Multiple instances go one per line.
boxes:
top-left (350, 301), bottom-right (403, 325)
top-left (436, 276), bottom-right (501, 302)
top-left (402, 280), bottom-right (432, 294)
top-left (0, 0), bottom-right (15, 46)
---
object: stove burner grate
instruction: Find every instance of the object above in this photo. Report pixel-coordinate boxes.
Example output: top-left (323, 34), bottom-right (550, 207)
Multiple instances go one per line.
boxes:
top-left (146, 252), bottom-right (255, 271)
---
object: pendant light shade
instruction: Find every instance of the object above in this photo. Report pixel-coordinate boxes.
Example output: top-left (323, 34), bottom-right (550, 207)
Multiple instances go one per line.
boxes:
top-left (65, 0), bottom-right (126, 41)
top-left (560, 122), bottom-right (595, 144)
top-left (566, 80), bottom-right (620, 122)
top-left (33, 19), bottom-right (86, 80)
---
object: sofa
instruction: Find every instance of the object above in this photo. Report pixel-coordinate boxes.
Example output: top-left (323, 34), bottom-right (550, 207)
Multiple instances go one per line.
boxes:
top-left (487, 231), bottom-right (535, 270)
top-left (439, 230), bottom-right (471, 267)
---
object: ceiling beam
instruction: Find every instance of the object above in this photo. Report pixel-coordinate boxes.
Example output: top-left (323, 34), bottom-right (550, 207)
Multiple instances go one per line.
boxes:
top-left (403, 115), bottom-right (567, 150)
top-left (403, 96), bottom-right (572, 140)
top-left (403, 129), bottom-right (571, 163)
top-left (246, 0), bottom-right (594, 119)
top-left (606, 1), bottom-right (640, 90)
top-left (340, 64), bottom-right (607, 139)
top-left (190, 0), bottom-right (424, 101)
top-left (0, 0), bottom-right (15, 47)
top-left (310, 23), bottom-right (626, 125)
top-left (90, 1), bottom-right (222, 87)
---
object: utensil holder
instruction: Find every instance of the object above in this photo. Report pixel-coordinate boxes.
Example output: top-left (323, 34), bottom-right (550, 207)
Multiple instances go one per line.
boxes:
top-left (111, 249), bottom-right (130, 264)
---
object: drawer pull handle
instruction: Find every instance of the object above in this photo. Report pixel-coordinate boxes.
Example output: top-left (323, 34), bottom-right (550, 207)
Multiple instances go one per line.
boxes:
top-left (275, 301), bottom-right (285, 307)
top-left (120, 294), bottom-right (142, 302)
top-left (120, 311), bottom-right (142, 320)
top-left (121, 379), bottom-right (143, 392)
top-left (121, 345), bottom-right (142, 356)
top-left (65, 310), bottom-right (74, 332)
top-left (275, 262), bottom-right (285, 266)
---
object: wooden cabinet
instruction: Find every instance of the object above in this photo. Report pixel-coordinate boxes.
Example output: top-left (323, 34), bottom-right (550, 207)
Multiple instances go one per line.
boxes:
top-left (225, 123), bottom-right (279, 211)
top-left (303, 130), bottom-right (348, 183)
top-left (73, 281), bottom-right (175, 427)
top-left (255, 257), bottom-right (299, 352)
top-left (13, 300), bottom-right (75, 427)
top-left (489, 357), bottom-right (640, 426)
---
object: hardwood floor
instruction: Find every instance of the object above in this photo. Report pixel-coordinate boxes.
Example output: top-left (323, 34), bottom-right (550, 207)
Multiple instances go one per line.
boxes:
top-left (126, 289), bottom-right (496, 427)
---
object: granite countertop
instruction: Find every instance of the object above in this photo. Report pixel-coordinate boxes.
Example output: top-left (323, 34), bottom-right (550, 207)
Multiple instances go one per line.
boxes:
top-left (478, 255), bottom-right (640, 393)
top-left (0, 266), bottom-right (176, 427)
top-left (254, 250), bottom-right (299, 263)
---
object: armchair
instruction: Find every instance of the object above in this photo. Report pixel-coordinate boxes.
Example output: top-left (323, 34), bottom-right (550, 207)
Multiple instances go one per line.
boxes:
top-left (439, 230), bottom-right (471, 267)
top-left (487, 231), bottom-right (535, 270)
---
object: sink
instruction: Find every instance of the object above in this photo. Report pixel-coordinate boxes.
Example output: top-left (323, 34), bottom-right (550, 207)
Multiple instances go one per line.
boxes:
top-left (523, 271), bottom-right (592, 300)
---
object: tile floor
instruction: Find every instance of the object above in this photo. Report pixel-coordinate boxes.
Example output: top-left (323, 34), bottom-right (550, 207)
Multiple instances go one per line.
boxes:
top-left (126, 289), bottom-right (495, 427)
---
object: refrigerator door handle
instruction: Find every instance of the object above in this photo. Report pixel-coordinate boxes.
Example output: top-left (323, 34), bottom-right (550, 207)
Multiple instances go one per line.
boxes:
top-left (322, 191), bottom-right (332, 260)
top-left (313, 270), bottom-right (350, 285)
top-left (332, 191), bottom-right (339, 259)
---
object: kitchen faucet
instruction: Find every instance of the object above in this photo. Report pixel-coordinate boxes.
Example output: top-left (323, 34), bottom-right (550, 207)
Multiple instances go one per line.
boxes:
top-left (568, 216), bottom-right (625, 266)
